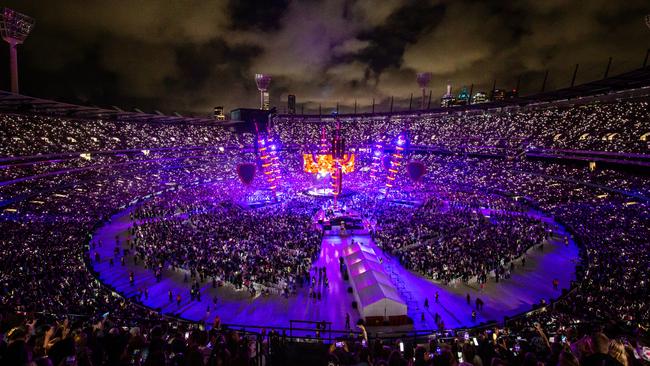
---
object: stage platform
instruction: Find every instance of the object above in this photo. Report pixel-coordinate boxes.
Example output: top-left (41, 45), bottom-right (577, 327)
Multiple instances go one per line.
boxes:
top-left (313, 207), bottom-right (371, 235)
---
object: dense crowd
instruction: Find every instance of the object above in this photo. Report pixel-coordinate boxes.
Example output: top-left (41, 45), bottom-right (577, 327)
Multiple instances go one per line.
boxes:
top-left (0, 114), bottom-right (236, 157)
top-left (1, 90), bottom-right (649, 365)
top-left (2, 309), bottom-right (648, 366)
top-left (275, 99), bottom-right (650, 154)
top-left (373, 196), bottom-right (547, 284)
top-left (128, 188), bottom-right (321, 294)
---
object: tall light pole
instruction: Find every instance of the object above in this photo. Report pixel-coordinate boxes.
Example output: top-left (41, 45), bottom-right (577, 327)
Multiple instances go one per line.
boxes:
top-left (0, 8), bottom-right (35, 94)
top-left (255, 74), bottom-right (271, 110)
top-left (416, 72), bottom-right (431, 110)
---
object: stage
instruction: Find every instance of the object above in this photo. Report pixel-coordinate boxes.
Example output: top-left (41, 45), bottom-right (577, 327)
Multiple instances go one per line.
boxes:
top-left (313, 206), bottom-right (370, 235)
top-left (89, 205), bottom-right (579, 334)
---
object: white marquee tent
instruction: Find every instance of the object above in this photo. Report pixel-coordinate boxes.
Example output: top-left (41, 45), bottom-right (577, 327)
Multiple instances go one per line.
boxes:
top-left (343, 241), bottom-right (407, 319)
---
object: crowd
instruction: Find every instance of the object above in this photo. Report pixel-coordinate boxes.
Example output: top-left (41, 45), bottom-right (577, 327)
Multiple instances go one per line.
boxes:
top-left (0, 311), bottom-right (267, 366)
top-left (2, 309), bottom-right (648, 366)
top-left (275, 99), bottom-right (650, 154)
top-left (0, 114), bottom-right (236, 158)
top-left (324, 323), bottom-right (650, 366)
top-left (373, 196), bottom-right (547, 284)
top-left (0, 89), bottom-right (649, 365)
top-left (128, 188), bottom-right (322, 294)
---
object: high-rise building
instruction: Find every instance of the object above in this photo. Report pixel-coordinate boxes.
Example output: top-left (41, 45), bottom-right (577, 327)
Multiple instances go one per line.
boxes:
top-left (214, 106), bottom-right (226, 121)
top-left (472, 92), bottom-right (489, 104)
top-left (288, 94), bottom-right (296, 114)
top-left (492, 89), bottom-right (506, 101)
top-left (441, 84), bottom-right (455, 107)
top-left (456, 87), bottom-right (470, 105)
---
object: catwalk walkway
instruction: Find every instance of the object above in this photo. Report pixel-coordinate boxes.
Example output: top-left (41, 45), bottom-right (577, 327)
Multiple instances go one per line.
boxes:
top-left (90, 207), bottom-right (579, 332)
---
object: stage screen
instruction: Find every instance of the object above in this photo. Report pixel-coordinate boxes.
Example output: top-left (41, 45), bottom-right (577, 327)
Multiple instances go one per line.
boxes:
top-left (303, 153), bottom-right (355, 174)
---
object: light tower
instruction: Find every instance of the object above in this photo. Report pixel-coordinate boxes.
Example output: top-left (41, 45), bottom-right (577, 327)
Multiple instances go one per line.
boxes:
top-left (416, 72), bottom-right (431, 109)
top-left (255, 74), bottom-right (271, 110)
top-left (0, 8), bottom-right (35, 94)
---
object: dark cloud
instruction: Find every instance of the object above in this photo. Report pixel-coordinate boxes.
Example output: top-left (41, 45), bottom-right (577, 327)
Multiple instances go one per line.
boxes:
top-left (0, 0), bottom-right (648, 115)
top-left (228, 0), bottom-right (290, 31)
top-left (356, 1), bottom-right (446, 74)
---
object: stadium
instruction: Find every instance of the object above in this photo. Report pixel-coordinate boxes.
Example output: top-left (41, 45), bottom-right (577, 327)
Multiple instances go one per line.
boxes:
top-left (1, 3), bottom-right (649, 366)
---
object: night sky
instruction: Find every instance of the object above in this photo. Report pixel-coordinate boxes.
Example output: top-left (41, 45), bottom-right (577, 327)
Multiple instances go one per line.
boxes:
top-left (1, 0), bottom-right (649, 116)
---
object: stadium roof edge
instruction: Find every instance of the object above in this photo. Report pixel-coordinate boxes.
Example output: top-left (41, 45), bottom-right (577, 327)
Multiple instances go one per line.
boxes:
top-left (276, 66), bottom-right (650, 120)
top-left (0, 65), bottom-right (648, 124)
top-left (0, 91), bottom-right (217, 125)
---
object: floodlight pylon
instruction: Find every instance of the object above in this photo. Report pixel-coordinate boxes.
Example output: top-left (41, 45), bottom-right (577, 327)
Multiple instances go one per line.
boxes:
top-left (255, 74), bottom-right (272, 110)
top-left (416, 72), bottom-right (432, 109)
top-left (0, 8), bottom-right (35, 94)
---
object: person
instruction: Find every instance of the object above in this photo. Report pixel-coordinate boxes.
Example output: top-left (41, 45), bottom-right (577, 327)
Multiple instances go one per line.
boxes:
top-left (176, 294), bottom-right (182, 307)
top-left (466, 293), bottom-right (471, 305)
top-left (435, 291), bottom-right (439, 303)
top-left (424, 298), bottom-right (429, 309)
top-left (582, 333), bottom-right (622, 366)
top-left (553, 278), bottom-right (559, 290)
top-left (471, 310), bottom-right (477, 321)
top-left (608, 340), bottom-right (628, 366)
top-left (345, 313), bottom-right (350, 330)
top-left (558, 349), bottom-right (580, 366)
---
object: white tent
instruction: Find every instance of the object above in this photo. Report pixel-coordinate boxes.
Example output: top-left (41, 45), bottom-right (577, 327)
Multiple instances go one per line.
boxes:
top-left (342, 241), bottom-right (407, 320)
top-left (356, 282), bottom-right (408, 319)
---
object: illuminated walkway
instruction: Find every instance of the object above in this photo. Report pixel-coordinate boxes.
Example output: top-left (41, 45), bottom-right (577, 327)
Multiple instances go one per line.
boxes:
top-left (90, 207), bottom-right (579, 332)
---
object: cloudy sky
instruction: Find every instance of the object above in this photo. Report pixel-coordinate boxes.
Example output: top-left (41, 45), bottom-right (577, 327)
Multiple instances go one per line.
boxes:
top-left (2, 0), bottom-right (649, 115)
